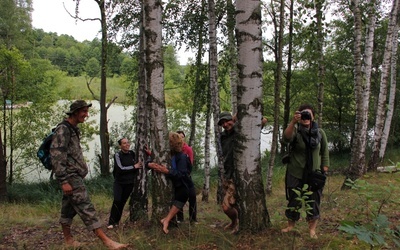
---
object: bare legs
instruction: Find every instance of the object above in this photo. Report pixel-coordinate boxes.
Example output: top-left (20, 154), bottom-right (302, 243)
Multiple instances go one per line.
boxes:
top-left (222, 203), bottom-right (239, 233)
top-left (281, 220), bottom-right (295, 233)
top-left (61, 224), bottom-right (128, 249)
top-left (308, 219), bottom-right (318, 239)
top-left (160, 205), bottom-right (180, 234)
top-left (61, 224), bottom-right (81, 247)
top-left (281, 219), bottom-right (318, 239)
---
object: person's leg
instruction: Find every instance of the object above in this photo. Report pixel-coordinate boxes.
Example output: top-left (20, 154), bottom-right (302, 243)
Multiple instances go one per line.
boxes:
top-left (307, 188), bottom-right (322, 238)
top-left (188, 186), bottom-right (197, 222)
top-left (94, 227), bottom-right (128, 249)
top-left (282, 173), bottom-right (302, 233)
top-left (60, 194), bottom-right (80, 246)
top-left (108, 182), bottom-right (123, 227)
top-left (69, 176), bottom-right (128, 248)
top-left (176, 208), bottom-right (184, 222)
top-left (221, 182), bottom-right (238, 232)
top-left (160, 205), bottom-right (181, 234)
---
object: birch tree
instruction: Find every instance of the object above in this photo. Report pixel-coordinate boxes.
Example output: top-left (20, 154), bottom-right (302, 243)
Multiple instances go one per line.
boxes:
top-left (379, 20), bottom-right (399, 160)
top-left (143, 0), bottom-right (171, 220)
top-left (344, 0), bottom-right (374, 183)
top-left (368, 0), bottom-right (399, 171)
top-left (235, 0), bottom-right (270, 232)
top-left (266, 0), bottom-right (284, 194)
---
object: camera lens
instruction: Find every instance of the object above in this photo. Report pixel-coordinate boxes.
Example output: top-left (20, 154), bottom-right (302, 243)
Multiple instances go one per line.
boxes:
top-left (300, 111), bottom-right (311, 120)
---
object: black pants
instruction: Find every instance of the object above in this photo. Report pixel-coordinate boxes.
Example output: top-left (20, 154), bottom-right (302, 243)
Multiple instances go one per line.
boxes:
top-left (285, 172), bottom-right (321, 222)
top-left (177, 186), bottom-right (197, 222)
top-left (108, 182), bottom-right (134, 226)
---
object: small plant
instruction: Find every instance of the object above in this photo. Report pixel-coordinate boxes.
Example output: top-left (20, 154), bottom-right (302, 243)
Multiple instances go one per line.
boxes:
top-left (339, 178), bottom-right (400, 248)
top-left (288, 184), bottom-right (314, 219)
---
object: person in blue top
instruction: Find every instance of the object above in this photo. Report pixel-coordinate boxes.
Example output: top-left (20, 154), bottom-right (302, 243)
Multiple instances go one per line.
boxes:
top-left (107, 138), bottom-right (142, 229)
top-left (146, 132), bottom-right (194, 234)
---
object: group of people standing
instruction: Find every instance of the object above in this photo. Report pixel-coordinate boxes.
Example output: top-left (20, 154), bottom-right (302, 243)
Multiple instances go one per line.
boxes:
top-left (49, 99), bottom-right (329, 249)
top-left (217, 104), bottom-right (329, 239)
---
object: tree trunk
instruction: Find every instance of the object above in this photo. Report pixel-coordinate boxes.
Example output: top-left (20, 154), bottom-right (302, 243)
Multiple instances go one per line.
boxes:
top-left (227, 0), bottom-right (238, 114)
top-left (316, 0), bottom-right (326, 127)
top-left (202, 93), bottom-right (211, 202)
top-left (379, 22), bottom-right (399, 160)
top-left (266, 0), bottom-right (284, 194)
top-left (368, 0), bottom-right (399, 171)
top-left (208, 0), bottom-right (224, 204)
top-left (344, 0), bottom-right (369, 185)
top-left (0, 130), bottom-right (7, 202)
top-left (235, 0), bottom-right (270, 232)
top-left (282, 0), bottom-right (294, 155)
top-left (143, 0), bottom-right (171, 221)
top-left (96, 0), bottom-right (111, 176)
top-left (130, 3), bottom-right (149, 222)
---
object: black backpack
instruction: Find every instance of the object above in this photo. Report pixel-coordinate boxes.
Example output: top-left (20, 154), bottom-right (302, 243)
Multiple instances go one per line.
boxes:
top-left (37, 121), bottom-right (73, 170)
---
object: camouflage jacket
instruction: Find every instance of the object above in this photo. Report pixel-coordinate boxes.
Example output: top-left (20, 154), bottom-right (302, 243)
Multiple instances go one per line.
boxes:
top-left (50, 121), bottom-right (88, 184)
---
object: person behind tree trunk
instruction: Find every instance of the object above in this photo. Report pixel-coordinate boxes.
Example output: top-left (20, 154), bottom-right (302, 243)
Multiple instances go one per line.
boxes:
top-left (281, 104), bottom-right (329, 239)
top-left (107, 138), bottom-right (142, 229)
top-left (217, 111), bottom-right (239, 233)
top-left (176, 130), bottom-right (197, 223)
top-left (50, 100), bottom-right (128, 249)
top-left (146, 132), bottom-right (194, 234)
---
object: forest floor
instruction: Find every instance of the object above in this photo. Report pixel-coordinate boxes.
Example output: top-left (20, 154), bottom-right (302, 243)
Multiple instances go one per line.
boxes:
top-left (1, 172), bottom-right (400, 250)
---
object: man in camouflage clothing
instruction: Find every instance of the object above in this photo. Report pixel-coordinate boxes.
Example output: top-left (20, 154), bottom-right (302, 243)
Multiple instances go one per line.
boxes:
top-left (51, 100), bottom-right (128, 249)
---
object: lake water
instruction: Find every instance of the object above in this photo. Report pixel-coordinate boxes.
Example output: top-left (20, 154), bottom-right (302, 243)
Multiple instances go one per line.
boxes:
top-left (27, 100), bottom-right (272, 182)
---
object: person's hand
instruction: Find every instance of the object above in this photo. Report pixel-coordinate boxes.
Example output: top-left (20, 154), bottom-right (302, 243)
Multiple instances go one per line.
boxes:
top-left (147, 162), bottom-right (168, 174)
top-left (135, 161), bottom-right (143, 169)
top-left (143, 145), bottom-right (152, 156)
top-left (292, 111), bottom-right (301, 124)
top-left (62, 183), bottom-right (73, 196)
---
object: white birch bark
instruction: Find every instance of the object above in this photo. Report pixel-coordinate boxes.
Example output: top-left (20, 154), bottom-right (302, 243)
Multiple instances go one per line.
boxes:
top-left (379, 21), bottom-right (399, 159)
top-left (143, 0), bottom-right (170, 219)
top-left (369, 0), bottom-right (399, 171)
top-left (235, 0), bottom-right (269, 231)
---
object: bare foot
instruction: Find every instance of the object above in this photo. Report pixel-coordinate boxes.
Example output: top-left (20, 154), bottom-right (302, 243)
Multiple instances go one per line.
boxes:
top-left (65, 238), bottom-right (82, 247)
top-left (104, 240), bottom-right (129, 250)
top-left (224, 219), bottom-right (238, 231)
top-left (310, 230), bottom-right (318, 239)
top-left (281, 225), bottom-right (294, 233)
top-left (160, 218), bottom-right (169, 234)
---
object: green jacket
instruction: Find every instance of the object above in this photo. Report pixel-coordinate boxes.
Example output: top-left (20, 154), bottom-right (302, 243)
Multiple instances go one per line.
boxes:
top-left (282, 124), bottom-right (329, 179)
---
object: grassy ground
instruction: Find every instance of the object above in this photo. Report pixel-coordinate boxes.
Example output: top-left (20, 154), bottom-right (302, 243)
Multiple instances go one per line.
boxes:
top-left (1, 168), bottom-right (400, 250)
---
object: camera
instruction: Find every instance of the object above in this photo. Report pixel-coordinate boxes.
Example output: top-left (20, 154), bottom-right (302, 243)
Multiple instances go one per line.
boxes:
top-left (300, 110), bottom-right (311, 120)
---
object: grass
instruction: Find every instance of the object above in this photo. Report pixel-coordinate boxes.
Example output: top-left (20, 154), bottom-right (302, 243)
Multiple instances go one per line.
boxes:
top-left (1, 167), bottom-right (400, 249)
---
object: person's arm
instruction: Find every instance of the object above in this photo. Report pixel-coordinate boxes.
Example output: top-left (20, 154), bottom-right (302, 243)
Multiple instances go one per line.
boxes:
top-left (283, 111), bottom-right (301, 141)
top-left (320, 129), bottom-right (330, 173)
top-left (50, 124), bottom-right (70, 185)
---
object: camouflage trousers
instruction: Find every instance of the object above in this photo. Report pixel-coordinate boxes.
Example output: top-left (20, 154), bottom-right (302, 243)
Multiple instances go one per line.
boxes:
top-left (59, 176), bottom-right (102, 231)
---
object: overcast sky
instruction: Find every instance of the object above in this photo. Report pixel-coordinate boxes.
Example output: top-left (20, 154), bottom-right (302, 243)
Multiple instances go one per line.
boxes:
top-left (31, 0), bottom-right (193, 65)
top-left (31, 0), bottom-right (101, 42)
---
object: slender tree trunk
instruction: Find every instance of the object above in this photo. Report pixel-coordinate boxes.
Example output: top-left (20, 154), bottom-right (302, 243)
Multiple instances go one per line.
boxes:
top-left (379, 22), bottom-right (399, 160)
top-left (130, 2), bottom-right (149, 222)
top-left (235, 0), bottom-right (270, 232)
top-left (368, 0), bottom-right (399, 171)
top-left (316, 0), bottom-right (326, 127)
top-left (144, 0), bottom-right (170, 221)
top-left (189, 0), bottom-right (206, 150)
top-left (344, 0), bottom-right (368, 185)
top-left (0, 129), bottom-right (7, 202)
top-left (208, 0), bottom-right (224, 204)
top-left (95, 0), bottom-right (111, 176)
top-left (282, 0), bottom-right (294, 155)
top-left (202, 92), bottom-right (211, 202)
top-left (266, 0), bottom-right (284, 194)
top-left (227, 0), bottom-right (238, 114)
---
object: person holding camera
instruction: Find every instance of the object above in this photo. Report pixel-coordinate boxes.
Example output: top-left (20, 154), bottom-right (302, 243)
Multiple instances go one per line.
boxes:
top-left (146, 132), bottom-right (194, 234)
top-left (107, 138), bottom-right (143, 229)
top-left (281, 104), bottom-right (329, 239)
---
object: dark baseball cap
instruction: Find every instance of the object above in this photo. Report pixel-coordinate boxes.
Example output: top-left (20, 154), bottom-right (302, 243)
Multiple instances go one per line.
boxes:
top-left (218, 111), bottom-right (233, 126)
top-left (66, 100), bottom-right (92, 115)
